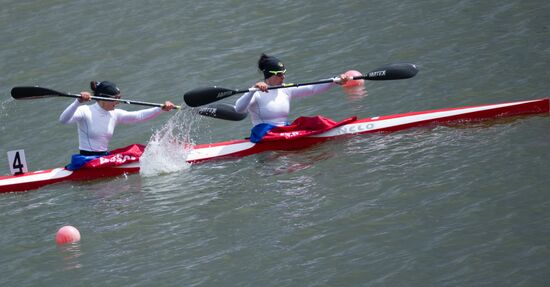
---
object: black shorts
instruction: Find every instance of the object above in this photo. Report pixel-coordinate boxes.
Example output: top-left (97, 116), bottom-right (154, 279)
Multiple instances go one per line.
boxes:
top-left (79, 150), bottom-right (109, 156)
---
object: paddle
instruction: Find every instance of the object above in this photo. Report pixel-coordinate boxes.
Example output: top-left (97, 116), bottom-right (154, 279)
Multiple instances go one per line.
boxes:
top-left (183, 63), bottom-right (419, 107)
top-left (11, 86), bottom-right (182, 109)
top-left (197, 103), bottom-right (247, 121)
top-left (10, 86), bottom-right (246, 120)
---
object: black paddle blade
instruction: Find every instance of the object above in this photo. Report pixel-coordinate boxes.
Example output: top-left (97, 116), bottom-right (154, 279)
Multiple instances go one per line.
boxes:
top-left (11, 86), bottom-right (67, 99)
top-left (362, 63), bottom-right (419, 81)
top-left (197, 103), bottom-right (247, 121)
top-left (183, 86), bottom-right (238, 107)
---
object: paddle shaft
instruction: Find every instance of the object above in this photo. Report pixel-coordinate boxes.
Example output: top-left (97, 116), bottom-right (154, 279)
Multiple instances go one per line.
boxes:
top-left (75, 94), bottom-right (246, 120)
top-left (231, 78), bottom-right (335, 94)
top-left (11, 86), bottom-right (249, 120)
top-left (183, 63), bottom-right (419, 107)
top-left (11, 86), bottom-right (180, 109)
top-left (195, 75), bottom-right (380, 101)
top-left (231, 66), bottom-right (417, 94)
top-left (64, 93), bottom-right (180, 109)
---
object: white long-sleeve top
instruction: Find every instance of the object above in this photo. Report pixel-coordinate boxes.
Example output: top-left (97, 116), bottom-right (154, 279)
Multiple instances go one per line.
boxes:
top-left (235, 82), bottom-right (335, 126)
top-left (59, 99), bottom-right (164, 152)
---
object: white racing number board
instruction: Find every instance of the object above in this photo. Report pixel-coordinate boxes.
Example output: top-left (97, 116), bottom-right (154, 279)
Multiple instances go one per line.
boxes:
top-left (7, 150), bottom-right (28, 175)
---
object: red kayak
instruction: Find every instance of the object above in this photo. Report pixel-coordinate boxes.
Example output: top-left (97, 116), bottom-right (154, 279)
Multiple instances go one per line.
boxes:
top-left (1, 98), bottom-right (548, 193)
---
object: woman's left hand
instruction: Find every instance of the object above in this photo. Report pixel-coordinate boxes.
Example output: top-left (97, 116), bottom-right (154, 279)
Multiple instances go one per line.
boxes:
top-left (335, 73), bottom-right (351, 85)
top-left (162, 101), bottom-right (175, 111)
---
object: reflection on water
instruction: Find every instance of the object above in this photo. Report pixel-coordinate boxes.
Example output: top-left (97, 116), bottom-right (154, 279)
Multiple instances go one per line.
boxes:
top-left (58, 243), bottom-right (83, 270)
top-left (255, 146), bottom-right (337, 176)
top-left (343, 85), bottom-right (368, 101)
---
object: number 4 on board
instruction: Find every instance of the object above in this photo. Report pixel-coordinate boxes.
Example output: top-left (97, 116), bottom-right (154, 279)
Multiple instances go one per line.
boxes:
top-left (7, 150), bottom-right (28, 175)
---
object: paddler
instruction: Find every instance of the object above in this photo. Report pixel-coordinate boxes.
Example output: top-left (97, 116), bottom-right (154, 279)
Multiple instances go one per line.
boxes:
top-left (59, 81), bottom-right (175, 156)
top-left (234, 53), bottom-right (351, 141)
top-left (235, 54), bottom-right (351, 126)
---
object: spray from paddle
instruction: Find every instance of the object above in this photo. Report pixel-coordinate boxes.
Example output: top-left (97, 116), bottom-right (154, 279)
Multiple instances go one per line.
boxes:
top-left (139, 108), bottom-right (200, 176)
top-left (0, 99), bottom-right (11, 129)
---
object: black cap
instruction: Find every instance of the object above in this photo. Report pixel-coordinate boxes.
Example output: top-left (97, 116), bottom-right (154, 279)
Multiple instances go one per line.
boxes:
top-left (90, 81), bottom-right (120, 98)
top-left (259, 55), bottom-right (286, 79)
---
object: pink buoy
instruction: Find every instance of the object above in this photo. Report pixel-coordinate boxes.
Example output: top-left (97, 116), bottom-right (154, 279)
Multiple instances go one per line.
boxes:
top-left (55, 226), bottom-right (81, 245)
top-left (342, 70), bottom-right (364, 87)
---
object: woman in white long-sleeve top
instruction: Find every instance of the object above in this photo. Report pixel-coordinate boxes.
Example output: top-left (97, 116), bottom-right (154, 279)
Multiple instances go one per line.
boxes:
top-left (59, 81), bottom-right (175, 156)
top-left (235, 53), bottom-right (351, 127)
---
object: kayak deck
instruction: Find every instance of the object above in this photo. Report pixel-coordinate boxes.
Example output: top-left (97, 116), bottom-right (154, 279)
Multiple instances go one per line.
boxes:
top-left (1, 98), bottom-right (548, 193)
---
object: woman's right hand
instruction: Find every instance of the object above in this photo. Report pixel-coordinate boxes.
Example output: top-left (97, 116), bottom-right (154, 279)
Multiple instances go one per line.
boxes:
top-left (79, 91), bottom-right (92, 103)
top-left (254, 81), bottom-right (269, 92)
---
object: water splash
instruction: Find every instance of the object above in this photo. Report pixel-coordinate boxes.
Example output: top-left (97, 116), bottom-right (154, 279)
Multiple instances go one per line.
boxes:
top-left (139, 108), bottom-right (201, 176)
top-left (0, 98), bottom-right (13, 134)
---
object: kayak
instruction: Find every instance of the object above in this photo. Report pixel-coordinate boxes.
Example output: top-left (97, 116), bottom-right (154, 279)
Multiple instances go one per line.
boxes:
top-left (0, 163), bottom-right (140, 194)
top-left (1, 98), bottom-right (548, 193)
top-left (187, 98), bottom-right (549, 162)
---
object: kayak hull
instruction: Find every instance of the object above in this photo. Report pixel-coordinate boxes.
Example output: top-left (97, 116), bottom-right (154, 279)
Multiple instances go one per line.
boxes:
top-left (185, 98), bottom-right (550, 162)
top-left (0, 163), bottom-right (140, 193)
top-left (1, 98), bottom-right (548, 193)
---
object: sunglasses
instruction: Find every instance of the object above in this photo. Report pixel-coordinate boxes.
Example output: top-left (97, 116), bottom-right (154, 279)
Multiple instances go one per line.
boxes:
top-left (269, 69), bottom-right (286, 77)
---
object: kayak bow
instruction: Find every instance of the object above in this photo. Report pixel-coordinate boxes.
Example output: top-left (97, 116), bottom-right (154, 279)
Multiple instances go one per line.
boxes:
top-left (1, 98), bottom-right (548, 193)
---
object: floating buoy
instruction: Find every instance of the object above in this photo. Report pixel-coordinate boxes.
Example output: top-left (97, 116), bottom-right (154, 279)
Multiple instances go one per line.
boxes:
top-left (55, 226), bottom-right (81, 245)
top-left (342, 70), bottom-right (364, 87)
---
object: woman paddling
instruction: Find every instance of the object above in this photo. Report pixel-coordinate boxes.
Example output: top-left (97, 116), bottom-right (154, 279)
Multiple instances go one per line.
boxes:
top-left (59, 81), bottom-right (175, 156)
top-left (234, 53), bottom-right (351, 141)
top-left (235, 53), bottom-right (351, 126)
